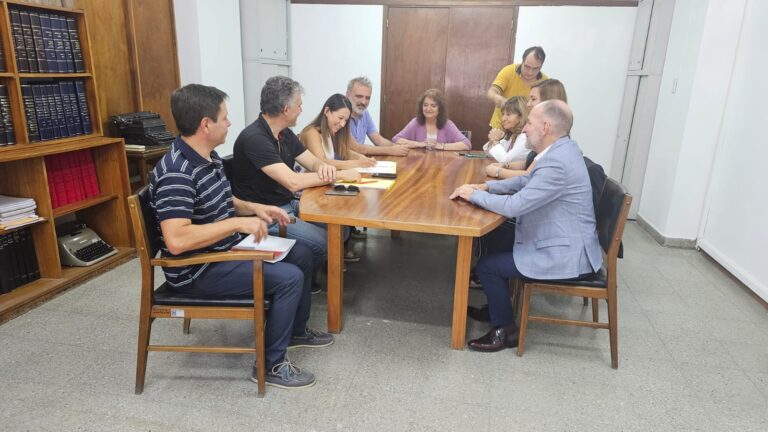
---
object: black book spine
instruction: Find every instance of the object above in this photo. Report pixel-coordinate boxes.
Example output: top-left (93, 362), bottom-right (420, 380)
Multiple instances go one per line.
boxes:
top-left (10, 9), bottom-right (30, 73)
top-left (7, 231), bottom-right (21, 289)
top-left (43, 84), bottom-right (61, 139)
top-left (21, 85), bottom-right (41, 142)
top-left (0, 233), bottom-right (11, 294)
top-left (0, 85), bottom-right (16, 145)
top-left (58, 82), bottom-right (76, 136)
top-left (0, 85), bottom-right (7, 146)
top-left (40, 13), bottom-right (58, 73)
top-left (74, 81), bottom-right (92, 134)
top-left (20, 11), bottom-right (39, 73)
top-left (64, 82), bottom-right (82, 135)
top-left (31, 84), bottom-right (51, 141)
top-left (51, 15), bottom-right (68, 73)
top-left (66, 17), bottom-right (85, 73)
top-left (50, 84), bottom-right (68, 137)
top-left (0, 37), bottom-right (6, 71)
top-left (11, 231), bottom-right (29, 285)
top-left (30, 11), bottom-right (49, 73)
top-left (23, 229), bottom-right (40, 282)
top-left (59, 15), bottom-right (76, 73)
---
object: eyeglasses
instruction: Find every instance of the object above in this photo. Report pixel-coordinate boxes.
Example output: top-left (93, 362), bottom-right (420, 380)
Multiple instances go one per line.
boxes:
top-left (333, 185), bottom-right (359, 192)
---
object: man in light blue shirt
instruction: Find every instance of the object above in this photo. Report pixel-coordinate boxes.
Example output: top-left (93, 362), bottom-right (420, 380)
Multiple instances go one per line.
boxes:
top-left (345, 76), bottom-right (409, 157)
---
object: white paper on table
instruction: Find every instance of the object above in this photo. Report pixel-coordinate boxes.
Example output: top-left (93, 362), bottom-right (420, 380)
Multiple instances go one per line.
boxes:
top-left (232, 234), bottom-right (296, 263)
top-left (355, 161), bottom-right (396, 174)
top-left (488, 144), bottom-right (508, 163)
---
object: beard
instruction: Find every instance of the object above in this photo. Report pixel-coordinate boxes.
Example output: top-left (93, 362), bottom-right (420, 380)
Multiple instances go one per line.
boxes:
top-left (352, 103), bottom-right (366, 115)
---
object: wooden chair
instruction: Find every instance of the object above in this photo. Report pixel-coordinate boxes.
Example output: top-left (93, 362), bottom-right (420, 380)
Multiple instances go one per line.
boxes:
top-left (460, 129), bottom-right (473, 143)
top-left (128, 186), bottom-right (274, 396)
top-left (517, 178), bottom-right (632, 368)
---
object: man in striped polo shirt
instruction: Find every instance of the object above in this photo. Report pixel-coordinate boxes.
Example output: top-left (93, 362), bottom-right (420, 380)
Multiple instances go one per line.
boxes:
top-left (149, 84), bottom-right (333, 389)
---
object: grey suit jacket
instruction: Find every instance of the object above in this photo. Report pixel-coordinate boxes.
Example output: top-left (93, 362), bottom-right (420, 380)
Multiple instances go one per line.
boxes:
top-left (470, 137), bottom-right (602, 279)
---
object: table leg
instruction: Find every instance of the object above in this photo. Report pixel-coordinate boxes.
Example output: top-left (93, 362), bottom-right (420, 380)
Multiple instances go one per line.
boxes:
top-left (451, 235), bottom-right (473, 349)
top-left (327, 223), bottom-right (344, 333)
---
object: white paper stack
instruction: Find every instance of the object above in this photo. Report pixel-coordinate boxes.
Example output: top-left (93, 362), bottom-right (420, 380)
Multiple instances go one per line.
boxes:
top-left (355, 161), bottom-right (396, 175)
top-left (0, 195), bottom-right (42, 230)
top-left (232, 234), bottom-right (296, 264)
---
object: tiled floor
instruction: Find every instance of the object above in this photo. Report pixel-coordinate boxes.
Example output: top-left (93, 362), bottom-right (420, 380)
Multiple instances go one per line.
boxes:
top-left (1, 222), bottom-right (766, 431)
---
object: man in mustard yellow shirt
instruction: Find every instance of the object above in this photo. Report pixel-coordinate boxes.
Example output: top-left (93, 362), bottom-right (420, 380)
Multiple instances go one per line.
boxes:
top-left (486, 46), bottom-right (548, 129)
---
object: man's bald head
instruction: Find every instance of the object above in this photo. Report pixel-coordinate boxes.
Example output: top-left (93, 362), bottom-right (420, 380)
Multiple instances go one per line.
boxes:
top-left (537, 100), bottom-right (573, 137)
top-left (522, 99), bottom-right (574, 153)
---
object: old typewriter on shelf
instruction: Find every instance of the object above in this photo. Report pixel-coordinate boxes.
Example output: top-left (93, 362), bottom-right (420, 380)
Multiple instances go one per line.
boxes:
top-left (110, 111), bottom-right (176, 148)
top-left (57, 222), bottom-right (117, 267)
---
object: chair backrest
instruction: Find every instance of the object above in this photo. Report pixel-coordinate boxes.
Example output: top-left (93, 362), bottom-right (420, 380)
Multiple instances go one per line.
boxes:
top-left (127, 186), bottom-right (163, 262)
top-left (460, 130), bottom-right (472, 143)
top-left (584, 156), bottom-right (607, 215)
top-left (595, 178), bottom-right (632, 258)
top-left (222, 154), bottom-right (233, 180)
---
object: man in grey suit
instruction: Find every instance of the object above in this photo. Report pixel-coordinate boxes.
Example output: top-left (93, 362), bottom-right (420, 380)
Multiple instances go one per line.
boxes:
top-left (450, 100), bottom-right (602, 352)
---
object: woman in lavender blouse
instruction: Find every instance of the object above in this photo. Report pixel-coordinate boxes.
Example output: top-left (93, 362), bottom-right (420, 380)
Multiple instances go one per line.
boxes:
top-left (392, 89), bottom-right (471, 151)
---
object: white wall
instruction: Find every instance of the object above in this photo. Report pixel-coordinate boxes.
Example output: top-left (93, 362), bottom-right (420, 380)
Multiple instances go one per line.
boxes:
top-left (289, 4), bottom-right (381, 143)
top-left (515, 6), bottom-right (636, 173)
top-left (638, 0), bottom-right (741, 241)
top-left (698, 0), bottom-right (766, 301)
top-left (173, 0), bottom-right (245, 156)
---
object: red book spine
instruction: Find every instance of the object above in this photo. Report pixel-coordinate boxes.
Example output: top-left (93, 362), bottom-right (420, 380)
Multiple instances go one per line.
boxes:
top-left (74, 150), bottom-right (88, 200)
top-left (63, 152), bottom-right (78, 204)
top-left (84, 150), bottom-right (100, 197)
top-left (45, 155), bottom-right (59, 208)
top-left (52, 155), bottom-right (68, 207)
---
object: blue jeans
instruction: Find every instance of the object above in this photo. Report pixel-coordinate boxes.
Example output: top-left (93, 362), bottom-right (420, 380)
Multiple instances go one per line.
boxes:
top-left (270, 199), bottom-right (349, 270)
top-left (186, 243), bottom-right (314, 369)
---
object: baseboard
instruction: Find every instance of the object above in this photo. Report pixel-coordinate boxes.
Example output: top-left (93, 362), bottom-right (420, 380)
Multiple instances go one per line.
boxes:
top-left (636, 215), bottom-right (697, 249)
top-left (698, 239), bottom-right (768, 305)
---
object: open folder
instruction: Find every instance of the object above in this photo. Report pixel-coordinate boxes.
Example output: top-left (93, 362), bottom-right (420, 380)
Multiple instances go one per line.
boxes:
top-left (232, 234), bottom-right (296, 264)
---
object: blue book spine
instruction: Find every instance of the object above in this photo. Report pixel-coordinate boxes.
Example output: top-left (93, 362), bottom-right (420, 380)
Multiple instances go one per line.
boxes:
top-left (74, 81), bottom-right (92, 134)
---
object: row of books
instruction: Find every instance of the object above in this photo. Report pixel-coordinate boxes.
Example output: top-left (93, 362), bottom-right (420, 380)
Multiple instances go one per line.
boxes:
top-left (0, 228), bottom-right (40, 294)
top-left (0, 85), bottom-right (16, 146)
top-left (23, 80), bottom-right (92, 142)
top-left (45, 150), bottom-right (100, 209)
top-left (0, 45), bottom-right (5, 71)
top-left (9, 7), bottom-right (85, 74)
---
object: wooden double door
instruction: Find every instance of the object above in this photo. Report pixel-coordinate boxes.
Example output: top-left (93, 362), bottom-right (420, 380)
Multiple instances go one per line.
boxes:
top-left (382, 6), bottom-right (518, 149)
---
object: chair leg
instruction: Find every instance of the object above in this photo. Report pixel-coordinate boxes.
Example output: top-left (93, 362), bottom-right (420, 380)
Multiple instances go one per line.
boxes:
top-left (511, 279), bottom-right (522, 320)
top-left (607, 289), bottom-right (619, 369)
top-left (252, 260), bottom-right (266, 397)
top-left (135, 314), bottom-right (153, 394)
top-left (517, 283), bottom-right (532, 357)
top-left (591, 298), bottom-right (599, 323)
top-left (183, 318), bottom-right (191, 335)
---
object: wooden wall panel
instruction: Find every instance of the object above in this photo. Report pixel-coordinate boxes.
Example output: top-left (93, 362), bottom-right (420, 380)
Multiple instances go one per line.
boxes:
top-left (128, 0), bottom-right (180, 133)
top-left (382, 7), bottom-right (450, 140)
top-left (71, 0), bottom-right (137, 134)
top-left (444, 7), bottom-right (517, 148)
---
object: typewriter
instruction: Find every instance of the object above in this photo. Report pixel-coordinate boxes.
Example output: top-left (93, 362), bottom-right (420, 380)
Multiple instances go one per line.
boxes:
top-left (110, 111), bottom-right (176, 147)
top-left (57, 222), bottom-right (117, 267)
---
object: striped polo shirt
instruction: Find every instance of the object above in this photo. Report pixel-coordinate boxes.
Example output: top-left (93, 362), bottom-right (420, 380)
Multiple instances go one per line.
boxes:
top-left (149, 137), bottom-right (241, 289)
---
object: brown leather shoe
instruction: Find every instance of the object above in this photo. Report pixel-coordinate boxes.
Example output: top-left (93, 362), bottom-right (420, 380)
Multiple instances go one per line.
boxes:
top-left (468, 326), bottom-right (519, 352)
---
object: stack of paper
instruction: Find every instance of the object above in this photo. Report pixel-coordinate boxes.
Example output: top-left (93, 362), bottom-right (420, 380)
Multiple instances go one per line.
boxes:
top-left (0, 195), bottom-right (42, 230)
top-left (232, 234), bottom-right (296, 264)
top-left (356, 161), bottom-right (396, 175)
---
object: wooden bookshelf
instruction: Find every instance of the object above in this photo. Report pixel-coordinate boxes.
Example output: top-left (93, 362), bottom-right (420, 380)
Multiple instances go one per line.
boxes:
top-left (0, 1), bottom-right (133, 322)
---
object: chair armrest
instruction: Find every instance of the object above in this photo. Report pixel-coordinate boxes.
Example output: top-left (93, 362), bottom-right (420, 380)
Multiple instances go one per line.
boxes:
top-left (151, 250), bottom-right (275, 268)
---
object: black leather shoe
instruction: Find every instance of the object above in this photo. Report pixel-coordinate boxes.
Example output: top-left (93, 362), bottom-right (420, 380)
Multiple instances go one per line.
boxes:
top-left (468, 326), bottom-right (519, 352)
top-left (467, 304), bottom-right (490, 322)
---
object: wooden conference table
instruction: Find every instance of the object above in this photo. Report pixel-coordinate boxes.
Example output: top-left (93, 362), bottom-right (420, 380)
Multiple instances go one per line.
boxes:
top-left (299, 150), bottom-right (505, 349)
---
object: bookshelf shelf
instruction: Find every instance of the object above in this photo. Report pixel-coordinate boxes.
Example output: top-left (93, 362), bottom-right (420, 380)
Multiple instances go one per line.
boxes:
top-left (0, 1), bottom-right (132, 321)
top-left (18, 73), bottom-right (91, 79)
top-left (52, 194), bottom-right (116, 218)
top-left (0, 216), bottom-right (46, 235)
top-left (0, 247), bottom-right (134, 323)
